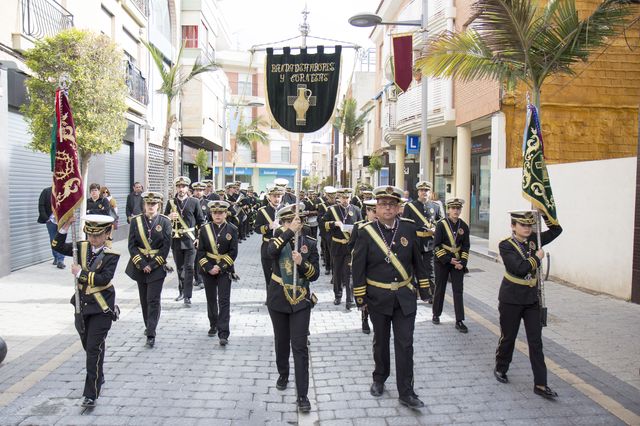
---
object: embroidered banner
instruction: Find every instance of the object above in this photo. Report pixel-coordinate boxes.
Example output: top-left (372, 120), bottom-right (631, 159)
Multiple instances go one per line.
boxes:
top-left (265, 46), bottom-right (342, 133)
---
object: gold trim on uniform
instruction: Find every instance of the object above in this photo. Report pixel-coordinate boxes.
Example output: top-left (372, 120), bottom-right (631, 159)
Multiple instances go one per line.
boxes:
top-left (366, 277), bottom-right (413, 291)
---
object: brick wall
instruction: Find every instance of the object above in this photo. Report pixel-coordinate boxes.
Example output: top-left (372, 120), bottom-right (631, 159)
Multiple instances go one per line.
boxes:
top-left (453, 0), bottom-right (501, 125)
top-left (503, 1), bottom-right (640, 168)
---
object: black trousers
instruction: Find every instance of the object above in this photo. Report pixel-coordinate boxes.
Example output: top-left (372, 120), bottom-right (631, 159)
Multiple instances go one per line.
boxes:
top-left (203, 272), bottom-right (232, 338)
top-left (308, 226), bottom-right (318, 240)
top-left (268, 307), bottom-right (311, 397)
top-left (194, 252), bottom-right (203, 285)
top-left (260, 242), bottom-right (272, 292)
top-left (79, 313), bottom-right (112, 399)
top-left (320, 234), bottom-right (331, 272)
top-left (496, 301), bottom-right (547, 386)
top-left (172, 242), bottom-right (195, 299)
top-left (433, 262), bottom-right (465, 321)
top-left (369, 298), bottom-right (416, 398)
top-left (421, 250), bottom-right (435, 293)
top-left (332, 252), bottom-right (352, 302)
top-left (137, 278), bottom-right (164, 337)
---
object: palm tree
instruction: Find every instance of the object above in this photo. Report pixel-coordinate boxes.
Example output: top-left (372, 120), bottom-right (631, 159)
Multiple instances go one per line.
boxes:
top-left (233, 116), bottom-right (270, 181)
top-left (143, 40), bottom-right (218, 198)
top-left (415, 0), bottom-right (636, 112)
top-left (334, 98), bottom-right (372, 187)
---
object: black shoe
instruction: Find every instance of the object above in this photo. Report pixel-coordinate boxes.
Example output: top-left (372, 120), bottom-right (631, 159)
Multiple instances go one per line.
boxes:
top-left (264, 301), bottom-right (268, 306)
top-left (184, 298), bottom-right (191, 306)
top-left (345, 303), bottom-right (353, 311)
top-left (399, 394), bottom-right (425, 409)
top-left (207, 328), bottom-right (216, 337)
top-left (494, 368), bottom-right (508, 383)
top-left (145, 337), bottom-right (155, 348)
top-left (534, 385), bottom-right (558, 399)
top-left (370, 381), bottom-right (384, 397)
top-left (426, 297), bottom-right (433, 304)
top-left (455, 321), bottom-right (468, 333)
top-left (52, 259), bottom-right (58, 265)
top-left (432, 316), bottom-right (440, 325)
top-left (57, 262), bottom-right (66, 269)
top-left (276, 375), bottom-right (288, 390)
top-left (175, 294), bottom-right (184, 301)
top-left (297, 396), bottom-right (311, 413)
top-left (81, 397), bottom-right (96, 408)
top-left (219, 337), bottom-right (228, 346)
top-left (362, 320), bottom-right (371, 334)
top-left (333, 298), bottom-right (341, 306)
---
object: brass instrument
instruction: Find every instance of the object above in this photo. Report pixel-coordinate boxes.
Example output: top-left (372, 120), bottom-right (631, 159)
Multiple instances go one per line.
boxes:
top-left (170, 200), bottom-right (181, 238)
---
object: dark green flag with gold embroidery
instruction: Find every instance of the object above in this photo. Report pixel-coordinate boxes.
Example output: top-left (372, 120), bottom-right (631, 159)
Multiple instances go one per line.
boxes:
top-left (522, 104), bottom-right (559, 225)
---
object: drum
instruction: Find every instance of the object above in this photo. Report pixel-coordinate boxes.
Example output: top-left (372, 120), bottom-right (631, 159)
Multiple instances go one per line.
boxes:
top-left (306, 215), bottom-right (318, 227)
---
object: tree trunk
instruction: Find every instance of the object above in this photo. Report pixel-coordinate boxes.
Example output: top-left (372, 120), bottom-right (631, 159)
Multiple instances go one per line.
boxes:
top-left (348, 139), bottom-right (354, 187)
top-left (162, 110), bottom-right (174, 201)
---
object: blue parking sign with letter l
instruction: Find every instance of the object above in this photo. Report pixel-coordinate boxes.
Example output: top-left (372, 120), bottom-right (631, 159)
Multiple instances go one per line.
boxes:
top-left (406, 135), bottom-right (420, 155)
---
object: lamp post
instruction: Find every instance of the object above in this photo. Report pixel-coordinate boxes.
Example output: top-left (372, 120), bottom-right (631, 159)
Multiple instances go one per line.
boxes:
top-left (219, 95), bottom-right (264, 189)
top-left (349, 0), bottom-right (430, 182)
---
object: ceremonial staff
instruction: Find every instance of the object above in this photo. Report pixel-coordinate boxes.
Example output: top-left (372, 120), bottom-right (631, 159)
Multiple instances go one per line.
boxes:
top-left (52, 74), bottom-right (85, 335)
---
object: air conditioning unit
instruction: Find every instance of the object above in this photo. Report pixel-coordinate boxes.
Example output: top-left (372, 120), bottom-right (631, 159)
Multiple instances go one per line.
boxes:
top-left (434, 137), bottom-right (453, 176)
top-left (385, 85), bottom-right (398, 102)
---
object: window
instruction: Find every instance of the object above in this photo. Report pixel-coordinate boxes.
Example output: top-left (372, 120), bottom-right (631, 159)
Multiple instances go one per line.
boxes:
top-left (122, 28), bottom-right (139, 63)
top-left (237, 144), bottom-right (252, 163)
top-left (100, 6), bottom-right (114, 38)
top-left (182, 25), bottom-right (198, 48)
top-left (237, 73), bottom-right (252, 97)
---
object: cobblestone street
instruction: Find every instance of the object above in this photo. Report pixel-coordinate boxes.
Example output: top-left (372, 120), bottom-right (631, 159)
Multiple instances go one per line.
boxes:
top-left (0, 233), bottom-right (639, 425)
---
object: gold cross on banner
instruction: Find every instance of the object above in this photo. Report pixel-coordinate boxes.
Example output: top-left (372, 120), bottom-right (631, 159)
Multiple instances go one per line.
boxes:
top-left (287, 84), bottom-right (317, 126)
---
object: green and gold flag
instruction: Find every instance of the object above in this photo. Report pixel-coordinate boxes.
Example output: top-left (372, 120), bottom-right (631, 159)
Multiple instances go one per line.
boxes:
top-left (521, 104), bottom-right (558, 225)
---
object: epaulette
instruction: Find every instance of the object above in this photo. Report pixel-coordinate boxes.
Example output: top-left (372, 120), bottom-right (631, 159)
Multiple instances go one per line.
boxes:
top-left (103, 247), bottom-right (120, 256)
top-left (160, 214), bottom-right (171, 220)
top-left (361, 220), bottom-right (372, 227)
top-left (400, 217), bottom-right (415, 223)
top-left (305, 236), bottom-right (317, 242)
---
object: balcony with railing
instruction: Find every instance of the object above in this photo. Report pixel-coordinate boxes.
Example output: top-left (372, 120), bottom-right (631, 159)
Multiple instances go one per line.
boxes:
top-left (395, 79), bottom-right (454, 134)
top-left (124, 61), bottom-right (149, 106)
top-left (20, 0), bottom-right (73, 40)
top-left (382, 100), bottom-right (404, 146)
top-left (130, 0), bottom-right (149, 17)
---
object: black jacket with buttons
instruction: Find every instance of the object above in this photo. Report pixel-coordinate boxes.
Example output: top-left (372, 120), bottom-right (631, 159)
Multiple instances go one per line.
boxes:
top-left (197, 221), bottom-right (239, 275)
top-left (352, 218), bottom-right (429, 316)
top-left (125, 214), bottom-right (172, 283)
top-left (52, 232), bottom-right (118, 315)
top-left (267, 227), bottom-right (320, 313)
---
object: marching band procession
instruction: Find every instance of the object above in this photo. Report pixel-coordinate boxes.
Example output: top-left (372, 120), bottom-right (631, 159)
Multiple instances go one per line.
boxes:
top-left (62, 175), bottom-right (562, 413)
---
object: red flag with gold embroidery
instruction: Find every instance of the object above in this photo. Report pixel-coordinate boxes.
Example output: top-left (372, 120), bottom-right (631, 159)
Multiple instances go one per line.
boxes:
top-left (51, 89), bottom-right (84, 228)
top-left (392, 34), bottom-right (413, 93)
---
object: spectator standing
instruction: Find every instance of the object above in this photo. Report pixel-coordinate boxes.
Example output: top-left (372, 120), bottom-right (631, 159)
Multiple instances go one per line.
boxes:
top-left (126, 182), bottom-right (144, 223)
top-left (38, 185), bottom-right (65, 269)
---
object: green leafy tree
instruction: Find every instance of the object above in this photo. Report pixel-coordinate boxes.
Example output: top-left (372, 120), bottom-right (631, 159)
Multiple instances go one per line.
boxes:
top-left (368, 154), bottom-right (383, 174)
top-left (194, 148), bottom-right (211, 179)
top-left (232, 116), bottom-right (270, 180)
top-left (333, 98), bottom-right (371, 187)
top-left (144, 40), bottom-right (218, 197)
top-left (22, 28), bottom-right (128, 184)
top-left (415, 0), bottom-right (636, 112)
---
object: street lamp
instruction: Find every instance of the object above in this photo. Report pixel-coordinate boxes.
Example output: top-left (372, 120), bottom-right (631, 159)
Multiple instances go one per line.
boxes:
top-left (220, 97), bottom-right (264, 189)
top-left (349, 0), bottom-right (430, 182)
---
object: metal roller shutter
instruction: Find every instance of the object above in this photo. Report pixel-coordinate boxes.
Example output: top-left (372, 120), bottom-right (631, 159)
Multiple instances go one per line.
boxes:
top-left (148, 144), bottom-right (174, 193)
top-left (8, 112), bottom-right (55, 270)
top-left (104, 142), bottom-right (131, 227)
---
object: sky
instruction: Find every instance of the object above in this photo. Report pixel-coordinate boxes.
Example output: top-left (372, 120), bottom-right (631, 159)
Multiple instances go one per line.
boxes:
top-left (218, 0), bottom-right (379, 166)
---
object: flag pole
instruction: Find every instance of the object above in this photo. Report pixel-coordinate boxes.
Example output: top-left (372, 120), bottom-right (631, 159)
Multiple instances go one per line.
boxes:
top-left (293, 132), bottom-right (303, 297)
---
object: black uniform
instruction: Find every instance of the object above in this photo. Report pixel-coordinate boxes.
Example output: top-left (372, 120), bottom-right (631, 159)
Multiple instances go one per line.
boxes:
top-left (52, 232), bottom-right (119, 401)
top-left (254, 204), bottom-right (278, 291)
top-left (282, 191), bottom-right (297, 205)
top-left (403, 199), bottom-right (443, 297)
top-left (323, 203), bottom-right (362, 305)
top-left (197, 220), bottom-right (238, 339)
top-left (432, 217), bottom-right (470, 321)
top-left (86, 197), bottom-right (111, 216)
top-left (193, 196), bottom-right (211, 287)
top-left (316, 196), bottom-right (333, 274)
top-left (267, 227), bottom-right (320, 399)
top-left (302, 198), bottom-right (318, 240)
top-left (125, 214), bottom-right (172, 339)
top-left (164, 196), bottom-right (204, 300)
top-left (352, 218), bottom-right (429, 397)
top-left (348, 219), bottom-right (371, 331)
top-left (495, 221), bottom-right (562, 386)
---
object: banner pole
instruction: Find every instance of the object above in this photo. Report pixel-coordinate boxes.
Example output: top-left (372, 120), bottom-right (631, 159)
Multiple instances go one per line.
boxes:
top-left (293, 132), bottom-right (303, 296)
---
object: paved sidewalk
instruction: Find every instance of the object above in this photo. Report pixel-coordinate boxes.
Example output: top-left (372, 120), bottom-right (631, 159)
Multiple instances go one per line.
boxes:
top-left (0, 233), bottom-right (638, 425)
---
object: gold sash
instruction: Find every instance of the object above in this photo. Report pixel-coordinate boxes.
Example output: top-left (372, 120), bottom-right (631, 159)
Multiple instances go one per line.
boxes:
top-left (330, 206), bottom-right (352, 240)
top-left (362, 224), bottom-right (409, 282)
top-left (169, 199), bottom-right (196, 241)
top-left (442, 221), bottom-right (460, 259)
